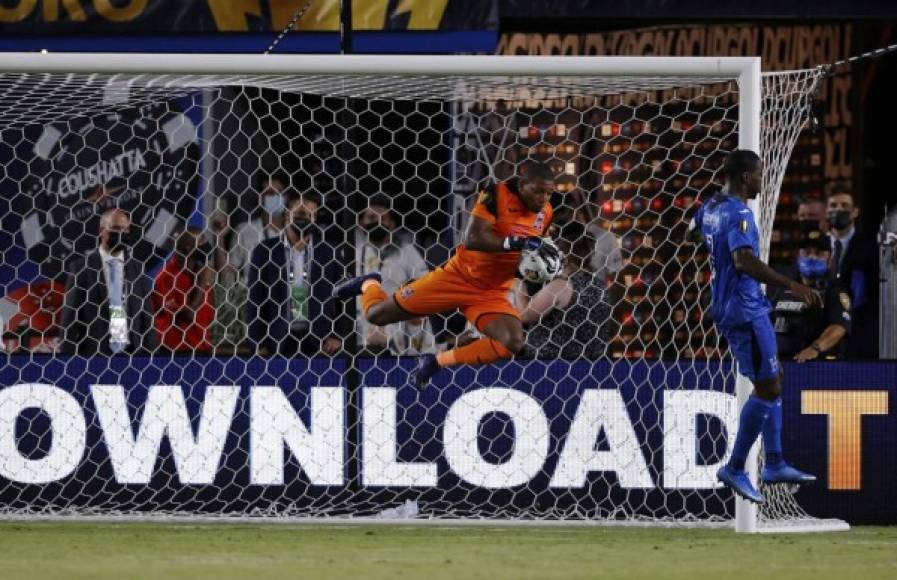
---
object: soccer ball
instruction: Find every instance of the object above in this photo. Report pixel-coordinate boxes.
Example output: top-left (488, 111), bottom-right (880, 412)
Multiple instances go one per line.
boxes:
top-left (518, 238), bottom-right (563, 283)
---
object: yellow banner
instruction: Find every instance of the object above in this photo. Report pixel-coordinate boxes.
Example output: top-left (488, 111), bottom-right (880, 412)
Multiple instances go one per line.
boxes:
top-left (0, 0), bottom-right (468, 31)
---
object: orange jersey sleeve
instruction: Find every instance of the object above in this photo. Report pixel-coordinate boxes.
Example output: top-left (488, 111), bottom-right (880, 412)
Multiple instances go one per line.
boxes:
top-left (448, 180), bottom-right (553, 290)
top-left (470, 190), bottom-right (498, 224)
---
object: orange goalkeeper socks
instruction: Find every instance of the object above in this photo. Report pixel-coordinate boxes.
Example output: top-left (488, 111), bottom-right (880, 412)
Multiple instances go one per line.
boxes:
top-left (361, 280), bottom-right (387, 315)
top-left (436, 337), bottom-right (512, 367)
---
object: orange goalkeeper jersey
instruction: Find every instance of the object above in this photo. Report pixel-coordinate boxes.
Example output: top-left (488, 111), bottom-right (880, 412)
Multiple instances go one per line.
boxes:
top-left (446, 179), bottom-right (553, 291)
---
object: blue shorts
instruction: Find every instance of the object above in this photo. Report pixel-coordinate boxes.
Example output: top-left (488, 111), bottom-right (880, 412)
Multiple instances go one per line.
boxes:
top-left (719, 316), bottom-right (780, 382)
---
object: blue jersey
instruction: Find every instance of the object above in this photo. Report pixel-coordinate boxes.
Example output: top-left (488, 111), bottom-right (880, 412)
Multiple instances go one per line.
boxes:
top-left (691, 192), bottom-right (771, 328)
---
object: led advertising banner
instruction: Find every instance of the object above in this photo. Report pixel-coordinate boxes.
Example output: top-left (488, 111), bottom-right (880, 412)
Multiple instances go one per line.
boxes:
top-left (1, 358), bottom-right (893, 522)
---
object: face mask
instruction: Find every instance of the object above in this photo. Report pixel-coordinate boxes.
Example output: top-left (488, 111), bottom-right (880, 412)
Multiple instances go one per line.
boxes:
top-left (798, 220), bottom-right (819, 236)
top-left (290, 217), bottom-right (312, 237)
top-left (264, 194), bottom-right (285, 215)
top-left (365, 224), bottom-right (390, 244)
top-left (106, 231), bottom-right (129, 254)
top-left (827, 210), bottom-right (852, 230)
top-left (797, 256), bottom-right (829, 280)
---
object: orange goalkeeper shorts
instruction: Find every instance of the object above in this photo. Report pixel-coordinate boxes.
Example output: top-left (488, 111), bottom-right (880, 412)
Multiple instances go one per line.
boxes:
top-left (393, 266), bottom-right (519, 332)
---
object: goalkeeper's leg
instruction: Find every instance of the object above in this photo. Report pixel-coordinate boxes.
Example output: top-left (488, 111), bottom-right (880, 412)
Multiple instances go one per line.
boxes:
top-left (334, 266), bottom-right (467, 327)
top-left (413, 309), bottom-right (524, 390)
top-left (333, 272), bottom-right (419, 326)
top-left (433, 314), bottom-right (522, 364)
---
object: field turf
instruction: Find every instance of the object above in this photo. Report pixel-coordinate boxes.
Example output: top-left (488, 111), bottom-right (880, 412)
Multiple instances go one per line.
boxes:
top-left (0, 522), bottom-right (895, 579)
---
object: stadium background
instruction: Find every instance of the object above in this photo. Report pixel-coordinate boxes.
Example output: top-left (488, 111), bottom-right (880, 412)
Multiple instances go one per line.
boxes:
top-left (0, 0), bottom-right (895, 527)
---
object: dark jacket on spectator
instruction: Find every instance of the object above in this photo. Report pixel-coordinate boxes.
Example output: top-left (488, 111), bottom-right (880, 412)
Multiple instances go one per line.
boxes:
top-left (61, 249), bottom-right (158, 356)
top-left (831, 231), bottom-right (879, 359)
top-left (245, 233), bottom-right (349, 356)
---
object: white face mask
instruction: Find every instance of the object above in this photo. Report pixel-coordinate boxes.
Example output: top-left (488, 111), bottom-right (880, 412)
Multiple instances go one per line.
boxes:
top-left (264, 194), bottom-right (285, 215)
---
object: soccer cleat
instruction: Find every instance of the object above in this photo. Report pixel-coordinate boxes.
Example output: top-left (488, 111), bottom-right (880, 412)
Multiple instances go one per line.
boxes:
top-left (411, 353), bottom-right (440, 391)
top-left (717, 465), bottom-right (765, 504)
top-left (761, 463), bottom-right (817, 485)
top-left (332, 272), bottom-right (382, 300)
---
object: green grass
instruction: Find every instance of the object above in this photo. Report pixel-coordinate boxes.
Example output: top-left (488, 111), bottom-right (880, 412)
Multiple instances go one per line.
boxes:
top-left (0, 523), bottom-right (895, 580)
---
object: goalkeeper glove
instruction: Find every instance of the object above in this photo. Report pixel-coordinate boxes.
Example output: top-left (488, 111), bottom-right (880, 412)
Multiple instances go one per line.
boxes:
top-left (502, 236), bottom-right (543, 252)
top-left (537, 241), bottom-right (560, 261)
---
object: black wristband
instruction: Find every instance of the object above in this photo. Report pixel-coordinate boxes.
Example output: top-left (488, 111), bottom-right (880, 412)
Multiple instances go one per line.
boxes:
top-left (502, 236), bottom-right (526, 251)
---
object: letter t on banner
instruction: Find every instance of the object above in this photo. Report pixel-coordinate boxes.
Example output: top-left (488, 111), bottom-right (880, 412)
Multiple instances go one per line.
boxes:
top-left (802, 390), bottom-right (889, 490)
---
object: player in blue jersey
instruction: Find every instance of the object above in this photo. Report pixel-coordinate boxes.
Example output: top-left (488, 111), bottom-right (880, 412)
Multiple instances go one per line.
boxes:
top-left (690, 150), bottom-right (819, 504)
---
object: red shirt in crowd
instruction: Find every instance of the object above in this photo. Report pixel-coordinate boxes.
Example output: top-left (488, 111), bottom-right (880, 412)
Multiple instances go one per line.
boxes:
top-left (152, 256), bottom-right (214, 353)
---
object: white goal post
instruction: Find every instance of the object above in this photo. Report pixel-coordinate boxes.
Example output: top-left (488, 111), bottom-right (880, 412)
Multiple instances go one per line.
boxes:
top-left (0, 53), bottom-right (845, 533)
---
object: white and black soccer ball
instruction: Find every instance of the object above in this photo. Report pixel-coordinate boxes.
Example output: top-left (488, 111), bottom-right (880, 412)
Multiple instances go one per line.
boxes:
top-left (518, 238), bottom-right (563, 283)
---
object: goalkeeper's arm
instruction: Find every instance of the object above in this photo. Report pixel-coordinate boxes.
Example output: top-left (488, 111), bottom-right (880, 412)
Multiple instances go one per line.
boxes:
top-left (463, 215), bottom-right (542, 253)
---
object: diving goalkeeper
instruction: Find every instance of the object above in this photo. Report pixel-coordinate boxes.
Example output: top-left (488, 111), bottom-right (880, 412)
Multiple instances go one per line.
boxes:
top-left (334, 161), bottom-right (557, 389)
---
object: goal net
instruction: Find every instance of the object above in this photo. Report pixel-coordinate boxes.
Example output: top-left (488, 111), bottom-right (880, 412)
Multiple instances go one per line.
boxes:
top-left (0, 54), bottom-right (844, 530)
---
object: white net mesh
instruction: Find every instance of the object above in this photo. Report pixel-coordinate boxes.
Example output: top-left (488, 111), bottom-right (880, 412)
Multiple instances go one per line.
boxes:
top-left (755, 70), bottom-right (848, 531)
top-left (0, 60), bottom-right (837, 527)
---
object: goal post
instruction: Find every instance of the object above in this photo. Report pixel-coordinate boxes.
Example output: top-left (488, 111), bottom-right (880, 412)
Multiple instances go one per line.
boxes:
top-left (0, 53), bottom-right (846, 532)
top-left (736, 57), bottom-right (762, 535)
top-left (1, 52), bottom-right (763, 76)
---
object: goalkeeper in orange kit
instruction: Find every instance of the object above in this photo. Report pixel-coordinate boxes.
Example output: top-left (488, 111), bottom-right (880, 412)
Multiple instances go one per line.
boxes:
top-left (333, 161), bottom-right (557, 389)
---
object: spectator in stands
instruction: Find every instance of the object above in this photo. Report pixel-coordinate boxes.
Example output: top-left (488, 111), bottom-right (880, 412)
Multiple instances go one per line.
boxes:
top-left (229, 173), bottom-right (288, 277)
top-left (574, 205), bottom-right (623, 283)
top-left (515, 221), bottom-right (611, 359)
top-left (246, 193), bottom-right (348, 356)
top-left (61, 208), bottom-right (157, 355)
top-left (826, 184), bottom-right (879, 358)
top-left (774, 196), bottom-right (830, 281)
top-left (771, 230), bottom-right (850, 361)
top-left (354, 196), bottom-right (434, 355)
top-left (797, 196), bottom-right (828, 234)
top-left (208, 210), bottom-right (247, 354)
top-left (152, 227), bottom-right (215, 354)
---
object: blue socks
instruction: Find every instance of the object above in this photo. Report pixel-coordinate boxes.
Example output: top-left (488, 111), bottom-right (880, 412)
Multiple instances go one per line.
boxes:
top-left (762, 397), bottom-right (784, 467)
top-left (729, 395), bottom-right (775, 472)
